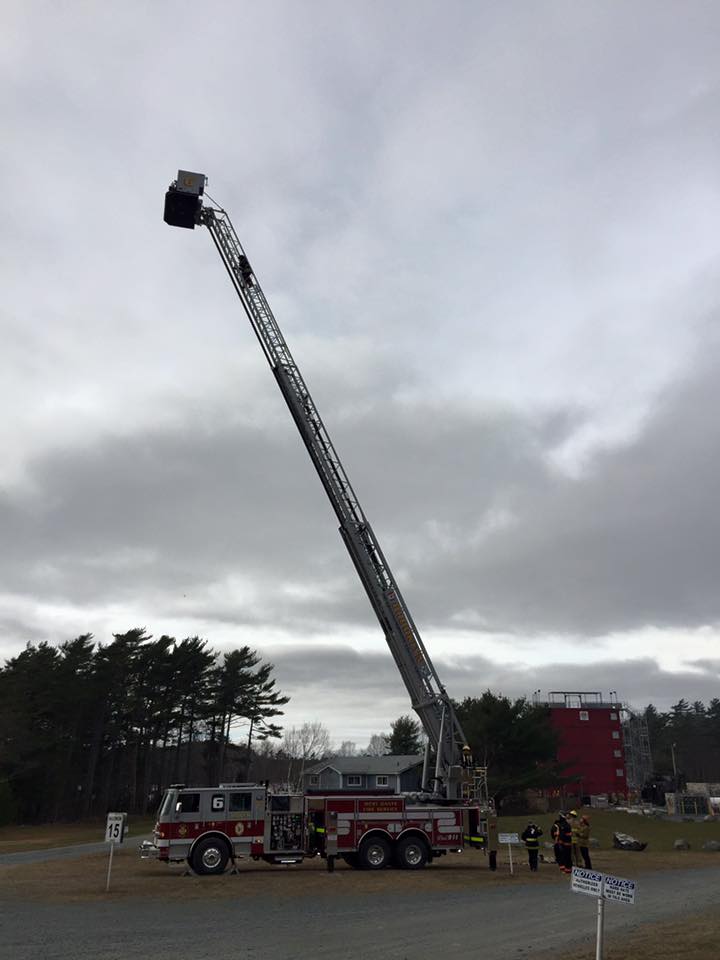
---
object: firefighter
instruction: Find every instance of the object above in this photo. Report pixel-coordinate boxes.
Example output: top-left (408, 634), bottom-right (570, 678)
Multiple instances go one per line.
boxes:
top-left (550, 814), bottom-right (563, 866)
top-left (569, 809), bottom-right (581, 866)
top-left (521, 821), bottom-right (543, 872)
top-left (557, 813), bottom-right (573, 874)
top-left (575, 815), bottom-right (593, 869)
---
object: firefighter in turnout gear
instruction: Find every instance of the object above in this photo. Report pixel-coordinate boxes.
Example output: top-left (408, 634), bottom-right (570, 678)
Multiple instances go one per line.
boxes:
top-left (575, 815), bottom-right (593, 869)
top-left (550, 815), bottom-right (563, 866)
top-left (569, 809), bottom-right (581, 866)
top-left (556, 813), bottom-right (573, 873)
top-left (521, 821), bottom-right (543, 872)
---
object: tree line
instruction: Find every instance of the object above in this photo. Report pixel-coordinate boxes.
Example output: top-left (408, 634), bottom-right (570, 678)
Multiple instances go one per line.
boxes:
top-left (4, 626), bottom-right (711, 827)
top-left (0, 628), bottom-right (288, 824)
top-left (643, 699), bottom-right (720, 785)
top-left (338, 696), bottom-right (567, 804)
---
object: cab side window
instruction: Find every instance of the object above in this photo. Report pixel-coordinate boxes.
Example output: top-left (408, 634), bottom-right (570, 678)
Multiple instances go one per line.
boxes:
top-left (229, 792), bottom-right (252, 813)
top-left (177, 792), bottom-right (200, 813)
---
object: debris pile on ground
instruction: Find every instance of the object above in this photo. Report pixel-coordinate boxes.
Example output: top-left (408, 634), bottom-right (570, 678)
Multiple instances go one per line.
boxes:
top-left (701, 840), bottom-right (720, 852)
top-left (673, 839), bottom-right (690, 850)
top-left (613, 832), bottom-right (647, 851)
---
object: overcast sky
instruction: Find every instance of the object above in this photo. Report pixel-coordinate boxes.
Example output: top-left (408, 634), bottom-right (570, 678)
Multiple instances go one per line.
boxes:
top-left (3, 1), bottom-right (719, 745)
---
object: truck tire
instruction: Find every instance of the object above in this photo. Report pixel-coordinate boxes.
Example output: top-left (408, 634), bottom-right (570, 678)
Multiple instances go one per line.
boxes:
top-left (191, 836), bottom-right (230, 875)
top-left (394, 835), bottom-right (429, 870)
top-left (358, 835), bottom-right (391, 870)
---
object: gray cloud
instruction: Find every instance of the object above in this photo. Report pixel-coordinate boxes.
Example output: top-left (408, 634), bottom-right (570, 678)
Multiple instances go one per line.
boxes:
top-left (264, 645), bottom-right (720, 742)
top-left (2, 341), bottom-right (720, 648)
top-left (3, 1), bottom-right (720, 720)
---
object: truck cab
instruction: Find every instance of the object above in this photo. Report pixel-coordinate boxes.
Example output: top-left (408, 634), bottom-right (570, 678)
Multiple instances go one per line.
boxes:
top-left (143, 783), bottom-right (307, 874)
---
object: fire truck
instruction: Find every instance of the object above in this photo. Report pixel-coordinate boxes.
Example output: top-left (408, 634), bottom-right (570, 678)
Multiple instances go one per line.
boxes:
top-left (145, 171), bottom-right (498, 874)
top-left (143, 781), bottom-right (493, 874)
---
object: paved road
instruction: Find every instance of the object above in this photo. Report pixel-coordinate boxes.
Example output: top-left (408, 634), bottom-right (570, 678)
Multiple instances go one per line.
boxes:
top-left (0, 836), bottom-right (151, 866)
top-left (1, 865), bottom-right (718, 960)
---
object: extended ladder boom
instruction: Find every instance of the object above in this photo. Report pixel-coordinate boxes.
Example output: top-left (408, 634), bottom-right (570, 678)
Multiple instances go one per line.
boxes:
top-left (164, 171), bottom-right (470, 798)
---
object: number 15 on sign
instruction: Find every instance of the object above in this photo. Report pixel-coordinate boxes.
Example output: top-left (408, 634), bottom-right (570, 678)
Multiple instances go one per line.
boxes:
top-left (105, 812), bottom-right (127, 891)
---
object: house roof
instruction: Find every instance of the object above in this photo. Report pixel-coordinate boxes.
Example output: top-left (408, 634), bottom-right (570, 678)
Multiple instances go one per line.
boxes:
top-left (304, 755), bottom-right (423, 776)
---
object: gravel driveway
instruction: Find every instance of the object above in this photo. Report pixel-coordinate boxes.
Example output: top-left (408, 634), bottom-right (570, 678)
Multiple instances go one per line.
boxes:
top-left (1, 864), bottom-right (718, 960)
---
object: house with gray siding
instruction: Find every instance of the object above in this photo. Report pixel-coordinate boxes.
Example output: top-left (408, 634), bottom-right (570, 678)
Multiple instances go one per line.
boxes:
top-left (302, 755), bottom-right (424, 794)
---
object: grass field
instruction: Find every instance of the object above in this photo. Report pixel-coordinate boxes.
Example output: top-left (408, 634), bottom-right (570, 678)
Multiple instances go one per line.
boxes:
top-left (1, 831), bottom-right (718, 904)
top-left (497, 808), bottom-right (719, 853)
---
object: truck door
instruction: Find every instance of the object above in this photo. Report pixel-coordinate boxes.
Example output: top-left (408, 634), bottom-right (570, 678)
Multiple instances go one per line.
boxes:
top-left (174, 790), bottom-right (203, 849)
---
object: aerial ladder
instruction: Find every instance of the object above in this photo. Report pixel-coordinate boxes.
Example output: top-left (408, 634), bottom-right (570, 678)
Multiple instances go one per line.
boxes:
top-left (164, 170), bottom-right (485, 803)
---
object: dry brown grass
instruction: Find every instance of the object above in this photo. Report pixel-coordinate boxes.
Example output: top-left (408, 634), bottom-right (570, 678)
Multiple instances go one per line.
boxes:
top-left (0, 842), bottom-right (717, 905)
top-left (0, 846), bottom-right (520, 903)
top-left (534, 909), bottom-right (720, 960)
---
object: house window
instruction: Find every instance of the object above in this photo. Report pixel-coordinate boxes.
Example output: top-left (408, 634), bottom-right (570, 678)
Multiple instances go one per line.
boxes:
top-left (309, 775), bottom-right (319, 786)
top-left (614, 750), bottom-right (622, 758)
top-left (616, 769), bottom-right (625, 777)
top-left (346, 775), bottom-right (362, 787)
top-left (376, 775), bottom-right (389, 786)
top-left (612, 731), bottom-right (620, 740)
top-left (579, 711), bottom-right (589, 721)
top-left (610, 712), bottom-right (618, 720)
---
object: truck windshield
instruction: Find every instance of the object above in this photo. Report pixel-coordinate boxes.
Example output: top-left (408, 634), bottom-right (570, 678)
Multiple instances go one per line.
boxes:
top-left (158, 789), bottom-right (176, 818)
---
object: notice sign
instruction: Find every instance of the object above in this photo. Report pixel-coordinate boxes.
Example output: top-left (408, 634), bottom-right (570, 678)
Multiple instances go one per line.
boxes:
top-left (498, 832), bottom-right (519, 844)
top-left (603, 874), bottom-right (636, 905)
top-left (571, 867), bottom-right (603, 898)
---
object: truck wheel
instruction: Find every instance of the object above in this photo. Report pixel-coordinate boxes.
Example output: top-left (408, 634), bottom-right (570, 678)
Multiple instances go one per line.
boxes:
top-left (395, 835), bottom-right (429, 870)
top-left (191, 837), bottom-right (229, 875)
top-left (358, 836), bottom-right (391, 870)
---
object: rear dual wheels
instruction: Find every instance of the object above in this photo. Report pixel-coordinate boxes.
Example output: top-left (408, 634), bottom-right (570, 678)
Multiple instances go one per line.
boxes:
top-left (358, 836), bottom-right (392, 870)
top-left (394, 835), bottom-right (429, 870)
top-left (357, 835), bottom-right (430, 870)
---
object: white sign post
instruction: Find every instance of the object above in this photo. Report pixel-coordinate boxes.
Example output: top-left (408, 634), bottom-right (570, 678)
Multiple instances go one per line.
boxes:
top-left (498, 832), bottom-right (519, 875)
top-left (571, 867), bottom-right (636, 959)
top-left (105, 812), bottom-right (127, 892)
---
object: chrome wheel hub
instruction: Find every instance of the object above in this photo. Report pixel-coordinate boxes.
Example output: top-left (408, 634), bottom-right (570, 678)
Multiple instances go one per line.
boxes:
top-left (202, 846), bottom-right (222, 869)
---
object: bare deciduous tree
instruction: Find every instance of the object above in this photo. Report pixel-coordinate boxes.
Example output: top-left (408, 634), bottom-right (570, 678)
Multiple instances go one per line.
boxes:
top-left (281, 721), bottom-right (332, 787)
top-left (364, 733), bottom-right (388, 757)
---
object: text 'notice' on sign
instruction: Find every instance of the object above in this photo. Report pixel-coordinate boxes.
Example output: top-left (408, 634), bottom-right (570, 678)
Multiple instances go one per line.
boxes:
top-left (571, 867), bottom-right (603, 897)
top-left (571, 867), bottom-right (636, 905)
top-left (603, 874), bottom-right (636, 904)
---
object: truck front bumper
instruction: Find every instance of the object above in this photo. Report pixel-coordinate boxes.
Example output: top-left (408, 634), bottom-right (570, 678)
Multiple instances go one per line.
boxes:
top-left (138, 840), bottom-right (160, 860)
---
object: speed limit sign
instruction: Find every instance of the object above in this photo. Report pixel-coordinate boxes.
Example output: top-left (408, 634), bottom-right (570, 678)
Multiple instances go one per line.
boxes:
top-left (105, 812), bottom-right (126, 844)
top-left (104, 812), bottom-right (127, 892)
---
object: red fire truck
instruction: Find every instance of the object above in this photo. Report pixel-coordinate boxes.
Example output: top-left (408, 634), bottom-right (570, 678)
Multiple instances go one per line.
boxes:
top-left (153, 171), bottom-right (499, 876)
top-left (141, 782), bottom-right (496, 874)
